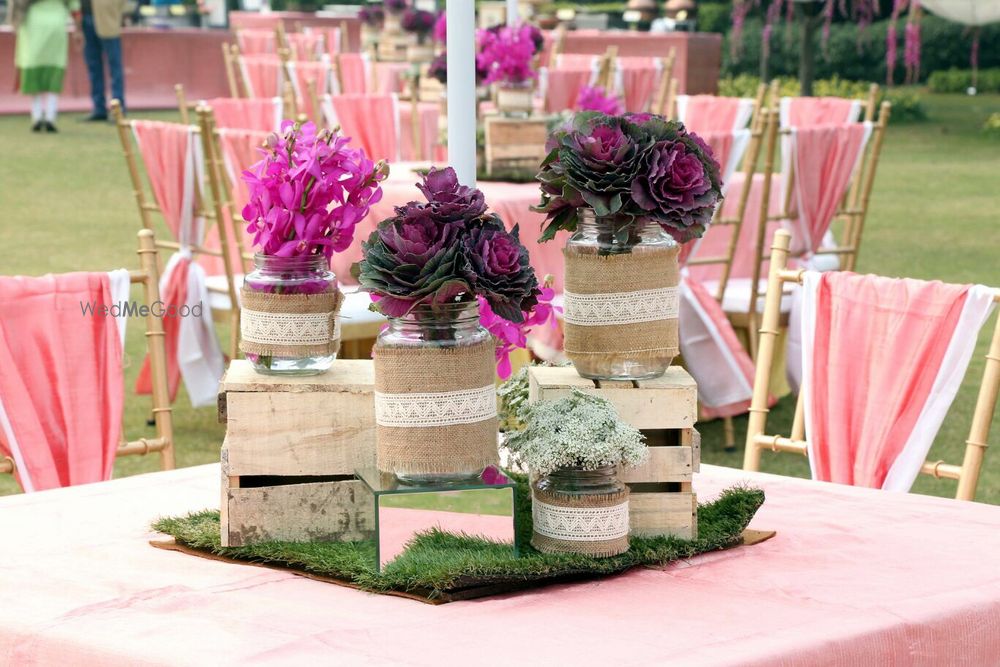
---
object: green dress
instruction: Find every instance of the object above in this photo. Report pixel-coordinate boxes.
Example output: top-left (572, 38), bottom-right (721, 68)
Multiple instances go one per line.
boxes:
top-left (15, 0), bottom-right (75, 94)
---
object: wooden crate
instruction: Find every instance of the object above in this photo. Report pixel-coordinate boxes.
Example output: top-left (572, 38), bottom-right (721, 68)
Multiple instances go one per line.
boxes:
top-left (483, 116), bottom-right (549, 176)
top-left (527, 365), bottom-right (700, 539)
top-left (218, 360), bottom-right (378, 547)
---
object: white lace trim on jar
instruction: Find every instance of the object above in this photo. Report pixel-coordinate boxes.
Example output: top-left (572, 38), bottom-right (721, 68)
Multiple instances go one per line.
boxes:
top-left (532, 499), bottom-right (630, 541)
top-left (241, 310), bottom-right (339, 346)
top-left (375, 385), bottom-right (497, 428)
top-left (562, 286), bottom-right (679, 326)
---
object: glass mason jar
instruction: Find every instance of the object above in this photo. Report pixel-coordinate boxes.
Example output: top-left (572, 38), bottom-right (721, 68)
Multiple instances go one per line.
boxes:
top-left (375, 300), bottom-right (497, 484)
top-left (496, 80), bottom-right (534, 118)
top-left (534, 465), bottom-right (626, 497)
top-left (241, 253), bottom-right (338, 375)
top-left (563, 208), bottom-right (679, 381)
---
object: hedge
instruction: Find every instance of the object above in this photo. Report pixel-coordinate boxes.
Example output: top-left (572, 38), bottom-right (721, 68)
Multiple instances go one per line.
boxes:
top-left (928, 68), bottom-right (1000, 94)
top-left (723, 15), bottom-right (1000, 84)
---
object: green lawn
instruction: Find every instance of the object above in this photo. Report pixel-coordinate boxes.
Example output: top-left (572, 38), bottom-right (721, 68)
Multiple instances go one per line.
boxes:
top-left (1, 93), bottom-right (998, 502)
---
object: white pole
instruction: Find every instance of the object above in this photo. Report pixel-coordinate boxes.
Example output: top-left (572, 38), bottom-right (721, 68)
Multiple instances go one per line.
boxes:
top-left (446, 0), bottom-right (477, 187)
top-left (506, 0), bottom-right (519, 25)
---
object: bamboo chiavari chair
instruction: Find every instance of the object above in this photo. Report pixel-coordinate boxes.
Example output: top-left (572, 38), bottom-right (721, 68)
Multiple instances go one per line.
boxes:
top-left (730, 100), bottom-right (892, 357)
top-left (651, 47), bottom-right (677, 116)
top-left (0, 230), bottom-right (175, 480)
top-left (222, 44), bottom-right (244, 98)
top-left (110, 100), bottom-right (243, 360)
top-left (744, 230), bottom-right (1000, 502)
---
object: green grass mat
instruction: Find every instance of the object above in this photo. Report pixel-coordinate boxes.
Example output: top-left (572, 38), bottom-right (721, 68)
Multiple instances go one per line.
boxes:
top-left (152, 483), bottom-right (765, 602)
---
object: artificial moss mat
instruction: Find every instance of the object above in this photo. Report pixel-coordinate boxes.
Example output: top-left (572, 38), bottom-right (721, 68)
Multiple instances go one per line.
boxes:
top-left (152, 484), bottom-right (768, 604)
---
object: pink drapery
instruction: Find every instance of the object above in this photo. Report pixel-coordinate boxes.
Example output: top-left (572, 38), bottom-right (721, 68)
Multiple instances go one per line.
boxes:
top-left (677, 95), bottom-right (749, 133)
top-left (337, 53), bottom-right (369, 94)
top-left (780, 96), bottom-right (861, 128)
top-left (0, 272), bottom-right (124, 492)
top-left (320, 27), bottom-right (341, 57)
top-left (544, 66), bottom-right (595, 113)
top-left (326, 94), bottom-right (399, 162)
top-left (800, 271), bottom-right (995, 491)
top-left (371, 62), bottom-right (410, 94)
top-left (239, 55), bottom-right (283, 99)
top-left (398, 102), bottom-right (440, 162)
top-left (207, 97), bottom-right (279, 132)
top-left (236, 29), bottom-right (276, 55)
top-left (790, 123), bottom-right (869, 256)
top-left (616, 57), bottom-right (660, 112)
top-left (288, 60), bottom-right (332, 107)
top-left (285, 32), bottom-right (324, 60)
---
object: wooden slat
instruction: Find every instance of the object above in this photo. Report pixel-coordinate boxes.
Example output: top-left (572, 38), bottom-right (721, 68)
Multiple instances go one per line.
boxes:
top-left (528, 365), bottom-right (697, 430)
top-left (618, 443), bottom-right (693, 483)
top-left (628, 491), bottom-right (697, 539)
top-left (220, 359), bottom-right (373, 393)
top-left (221, 477), bottom-right (375, 547)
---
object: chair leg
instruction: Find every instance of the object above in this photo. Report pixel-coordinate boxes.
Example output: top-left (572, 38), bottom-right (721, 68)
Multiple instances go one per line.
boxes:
top-left (723, 416), bottom-right (736, 451)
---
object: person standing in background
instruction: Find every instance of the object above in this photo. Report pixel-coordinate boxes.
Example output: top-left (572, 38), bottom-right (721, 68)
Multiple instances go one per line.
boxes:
top-left (77, 0), bottom-right (126, 121)
top-left (8, 0), bottom-right (77, 132)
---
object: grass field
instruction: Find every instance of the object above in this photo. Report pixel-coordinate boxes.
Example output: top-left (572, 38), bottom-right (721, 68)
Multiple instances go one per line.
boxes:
top-left (1, 93), bottom-right (998, 501)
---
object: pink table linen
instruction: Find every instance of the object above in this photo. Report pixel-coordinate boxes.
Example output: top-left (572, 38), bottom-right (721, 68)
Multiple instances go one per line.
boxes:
top-left (1, 463), bottom-right (998, 665)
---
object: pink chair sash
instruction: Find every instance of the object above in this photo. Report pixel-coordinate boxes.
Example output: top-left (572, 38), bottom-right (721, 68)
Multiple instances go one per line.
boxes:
top-left (677, 95), bottom-right (749, 134)
top-left (679, 274), bottom-right (755, 418)
top-left (544, 67), bottom-right (594, 113)
top-left (372, 62), bottom-right (410, 94)
top-left (790, 123), bottom-right (869, 256)
top-left (207, 97), bottom-right (279, 132)
top-left (288, 60), bottom-right (332, 107)
top-left (616, 57), bottom-right (659, 112)
top-left (800, 271), bottom-right (996, 491)
top-left (285, 32), bottom-right (323, 60)
top-left (321, 27), bottom-right (341, 57)
top-left (398, 102), bottom-right (440, 162)
top-left (781, 96), bottom-right (861, 128)
top-left (131, 121), bottom-right (195, 242)
top-left (237, 29), bottom-right (276, 56)
top-left (328, 94), bottom-right (398, 162)
top-left (337, 53), bottom-right (369, 94)
top-left (240, 56), bottom-right (283, 99)
top-left (0, 272), bottom-right (124, 491)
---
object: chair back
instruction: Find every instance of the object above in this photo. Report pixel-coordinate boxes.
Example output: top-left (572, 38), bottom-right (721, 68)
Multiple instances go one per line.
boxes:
top-left (0, 230), bottom-right (174, 490)
top-left (744, 229), bottom-right (1000, 502)
top-left (322, 93), bottom-right (401, 163)
top-left (613, 56), bottom-right (661, 113)
top-left (286, 56), bottom-right (335, 119)
top-left (205, 96), bottom-right (282, 132)
top-left (236, 28), bottom-right (277, 56)
top-left (676, 95), bottom-right (755, 134)
top-left (541, 59), bottom-right (598, 113)
top-left (238, 54), bottom-right (285, 99)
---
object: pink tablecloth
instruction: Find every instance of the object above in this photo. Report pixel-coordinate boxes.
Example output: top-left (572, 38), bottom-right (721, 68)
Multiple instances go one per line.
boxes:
top-left (1, 463), bottom-right (997, 665)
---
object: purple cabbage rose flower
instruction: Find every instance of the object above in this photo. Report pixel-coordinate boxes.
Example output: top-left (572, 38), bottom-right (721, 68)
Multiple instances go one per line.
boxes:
top-left (412, 167), bottom-right (488, 222)
top-left (463, 223), bottom-right (539, 322)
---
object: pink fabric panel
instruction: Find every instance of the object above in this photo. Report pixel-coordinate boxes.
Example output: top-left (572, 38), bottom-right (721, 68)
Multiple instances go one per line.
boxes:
top-left (236, 29), bottom-right (276, 55)
top-left (618, 57), bottom-right (659, 112)
top-left (2, 464), bottom-right (999, 664)
top-left (398, 102), bottom-right (440, 162)
top-left (131, 121), bottom-right (191, 240)
top-left (545, 67), bottom-right (593, 113)
top-left (687, 172), bottom-right (782, 283)
top-left (372, 62), bottom-right (409, 94)
top-left (681, 95), bottom-right (743, 134)
top-left (330, 94), bottom-right (397, 163)
top-left (321, 28), bottom-right (341, 57)
top-left (0, 273), bottom-right (123, 491)
top-left (337, 53), bottom-right (368, 94)
top-left (208, 98), bottom-right (276, 132)
top-left (786, 96), bottom-right (857, 127)
top-left (240, 56), bottom-right (282, 98)
top-left (291, 61), bottom-right (331, 105)
top-left (286, 32), bottom-right (323, 60)
top-left (791, 124), bottom-right (867, 255)
top-left (808, 273), bottom-right (971, 488)
top-left (680, 275), bottom-right (756, 418)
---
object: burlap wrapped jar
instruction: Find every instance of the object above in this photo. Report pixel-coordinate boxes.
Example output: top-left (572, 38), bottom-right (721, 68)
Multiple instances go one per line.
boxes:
top-left (562, 210), bottom-right (679, 381)
top-left (531, 466), bottom-right (630, 558)
top-left (373, 301), bottom-right (500, 483)
top-left (239, 254), bottom-right (343, 375)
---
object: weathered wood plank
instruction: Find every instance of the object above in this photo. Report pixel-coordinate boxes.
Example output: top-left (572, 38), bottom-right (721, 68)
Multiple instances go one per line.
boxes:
top-left (221, 479), bottom-right (375, 547)
top-left (619, 444), bottom-right (693, 483)
top-left (528, 366), bottom-right (697, 430)
top-left (220, 359), bottom-right (374, 394)
top-left (628, 491), bottom-right (697, 539)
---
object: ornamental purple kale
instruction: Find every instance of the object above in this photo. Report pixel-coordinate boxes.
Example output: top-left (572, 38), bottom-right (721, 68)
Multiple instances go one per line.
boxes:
top-left (412, 165), bottom-right (487, 222)
top-left (462, 222), bottom-right (539, 323)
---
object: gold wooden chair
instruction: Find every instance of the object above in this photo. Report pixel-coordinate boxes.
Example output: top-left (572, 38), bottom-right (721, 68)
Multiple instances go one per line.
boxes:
top-left (222, 43), bottom-right (245, 98)
top-left (111, 100), bottom-right (243, 361)
top-left (744, 230), bottom-right (1000, 502)
top-left (0, 230), bottom-right (175, 480)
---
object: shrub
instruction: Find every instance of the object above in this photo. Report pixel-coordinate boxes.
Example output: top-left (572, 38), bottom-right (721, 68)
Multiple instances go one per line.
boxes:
top-left (928, 68), bottom-right (1000, 94)
top-left (984, 113), bottom-right (1000, 138)
top-left (724, 15), bottom-right (1000, 84)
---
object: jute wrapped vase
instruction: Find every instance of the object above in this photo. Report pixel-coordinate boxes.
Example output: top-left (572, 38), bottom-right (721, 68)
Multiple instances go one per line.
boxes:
top-left (373, 303), bottom-right (499, 483)
top-left (562, 220), bottom-right (680, 380)
top-left (531, 467), bottom-right (630, 557)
